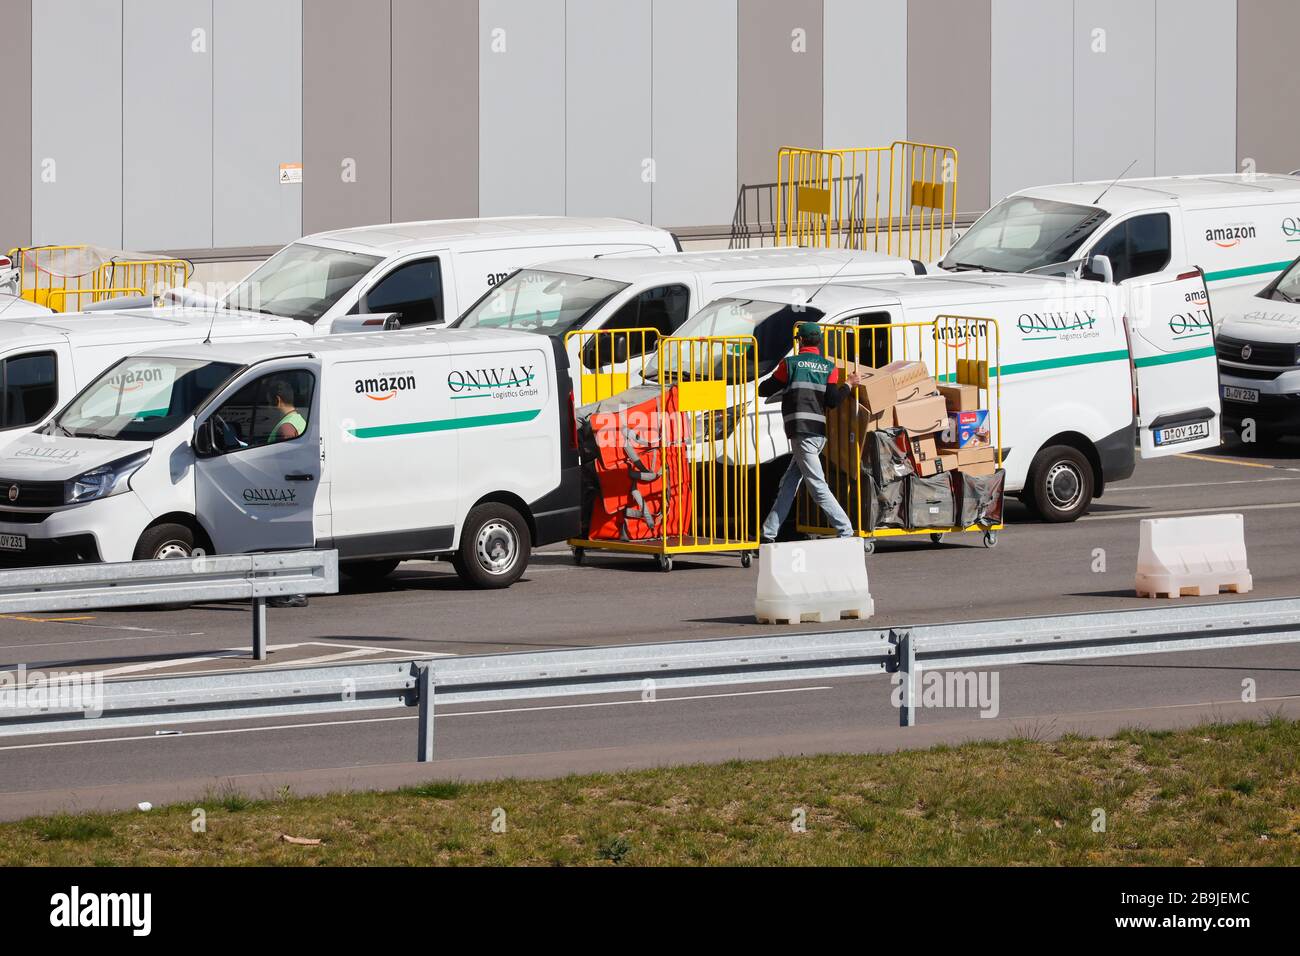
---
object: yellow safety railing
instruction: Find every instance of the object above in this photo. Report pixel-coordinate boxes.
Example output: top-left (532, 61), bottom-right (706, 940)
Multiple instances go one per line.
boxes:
top-left (799, 316), bottom-right (1002, 542)
top-left (46, 287), bottom-right (147, 312)
top-left (565, 327), bottom-right (661, 406)
top-left (568, 334), bottom-right (761, 571)
top-left (776, 141), bottom-right (958, 260)
top-left (7, 245), bottom-right (193, 312)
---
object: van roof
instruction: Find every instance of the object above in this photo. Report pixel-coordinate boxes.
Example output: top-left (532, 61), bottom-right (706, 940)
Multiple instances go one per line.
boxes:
top-left (136, 327), bottom-right (538, 366)
top-left (734, 272), bottom-right (1089, 312)
top-left (530, 247), bottom-right (915, 283)
top-left (0, 309), bottom-right (295, 348)
top-left (298, 216), bottom-right (670, 254)
top-left (1017, 173), bottom-right (1300, 216)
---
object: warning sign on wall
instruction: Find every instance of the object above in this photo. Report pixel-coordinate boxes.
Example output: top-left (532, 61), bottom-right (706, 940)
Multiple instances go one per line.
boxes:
top-left (279, 163), bottom-right (303, 185)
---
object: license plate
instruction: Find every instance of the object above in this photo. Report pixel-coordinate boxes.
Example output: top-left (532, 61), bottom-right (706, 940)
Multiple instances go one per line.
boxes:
top-left (0, 533), bottom-right (26, 551)
top-left (1154, 421), bottom-right (1211, 446)
top-left (1222, 385), bottom-right (1259, 403)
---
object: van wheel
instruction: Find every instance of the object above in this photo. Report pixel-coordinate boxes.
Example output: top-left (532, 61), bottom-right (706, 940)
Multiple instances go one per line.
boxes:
top-left (134, 523), bottom-right (195, 561)
top-left (1025, 445), bottom-right (1093, 523)
top-left (341, 559), bottom-right (401, 582)
top-left (452, 503), bottom-right (531, 589)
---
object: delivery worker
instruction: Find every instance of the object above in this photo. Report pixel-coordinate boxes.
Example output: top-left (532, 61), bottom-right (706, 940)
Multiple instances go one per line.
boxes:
top-left (266, 378), bottom-right (306, 444)
top-left (759, 322), bottom-right (860, 542)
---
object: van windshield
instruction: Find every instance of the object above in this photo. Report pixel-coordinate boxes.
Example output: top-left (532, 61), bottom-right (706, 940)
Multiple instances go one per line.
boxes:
top-left (455, 269), bottom-right (628, 336)
top-left (1265, 257), bottom-right (1300, 302)
top-left (224, 243), bottom-right (382, 323)
top-left (940, 196), bottom-right (1109, 274)
top-left (655, 298), bottom-right (826, 379)
top-left (50, 357), bottom-right (240, 441)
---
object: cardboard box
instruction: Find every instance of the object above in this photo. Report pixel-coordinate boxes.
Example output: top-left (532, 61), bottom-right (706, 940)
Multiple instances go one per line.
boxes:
top-left (939, 383), bottom-right (979, 412)
top-left (834, 360), bottom-right (896, 413)
top-left (890, 393), bottom-right (947, 437)
top-left (961, 461), bottom-right (997, 477)
top-left (907, 435), bottom-right (939, 477)
top-left (940, 409), bottom-right (991, 448)
top-left (879, 360), bottom-right (932, 393)
top-left (893, 376), bottom-right (940, 404)
top-left (938, 445), bottom-right (995, 473)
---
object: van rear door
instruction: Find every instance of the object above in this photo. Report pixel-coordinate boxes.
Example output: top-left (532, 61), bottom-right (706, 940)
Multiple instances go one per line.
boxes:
top-left (1123, 267), bottom-right (1221, 457)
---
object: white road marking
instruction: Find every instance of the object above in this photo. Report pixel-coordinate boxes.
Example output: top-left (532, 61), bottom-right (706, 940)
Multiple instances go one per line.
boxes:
top-left (0, 685), bottom-right (834, 753)
top-left (1108, 476), bottom-right (1300, 493)
top-left (1082, 501), bottom-right (1300, 521)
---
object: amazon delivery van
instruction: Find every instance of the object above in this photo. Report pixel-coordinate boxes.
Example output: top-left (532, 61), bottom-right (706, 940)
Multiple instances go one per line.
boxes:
top-left (651, 266), bottom-right (1221, 523)
top-left (0, 329), bottom-right (578, 587)
top-left (156, 216), bottom-right (679, 328)
top-left (451, 247), bottom-right (923, 375)
top-left (0, 309), bottom-right (309, 455)
top-left (1213, 251), bottom-right (1300, 443)
top-left (936, 174), bottom-right (1300, 304)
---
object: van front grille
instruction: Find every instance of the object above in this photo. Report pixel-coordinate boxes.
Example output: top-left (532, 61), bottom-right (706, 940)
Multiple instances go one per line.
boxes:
top-left (0, 479), bottom-right (65, 508)
top-left (1215, 334), bottom-right (1297, 369)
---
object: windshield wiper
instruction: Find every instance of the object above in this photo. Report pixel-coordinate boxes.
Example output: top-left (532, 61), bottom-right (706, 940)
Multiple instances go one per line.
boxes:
top-left (1272, 289), bottom-right (1297, 303)
top-left (947, 261), bottom-right (998, 273)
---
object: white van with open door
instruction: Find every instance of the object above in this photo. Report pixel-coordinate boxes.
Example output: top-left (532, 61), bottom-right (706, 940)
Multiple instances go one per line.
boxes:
top-left (0, 329), bottom-right (579, 586)
top-left (654, 265), bottom-right (1220, 522)
top-left (936, 174), bottom-right (1300, 304)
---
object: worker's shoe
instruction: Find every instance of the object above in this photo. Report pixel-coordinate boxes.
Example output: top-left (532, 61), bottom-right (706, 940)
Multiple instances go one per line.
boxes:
top-left (267, 594), bottom-right (308, 609)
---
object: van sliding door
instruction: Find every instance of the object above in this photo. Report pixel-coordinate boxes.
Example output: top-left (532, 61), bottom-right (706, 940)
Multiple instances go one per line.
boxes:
top-left (1122, 267), bottom-right (1222, 458)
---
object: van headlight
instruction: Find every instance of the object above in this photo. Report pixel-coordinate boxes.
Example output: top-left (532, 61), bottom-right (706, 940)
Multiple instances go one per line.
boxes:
top-left (66, 451), bottom-right (151, 504)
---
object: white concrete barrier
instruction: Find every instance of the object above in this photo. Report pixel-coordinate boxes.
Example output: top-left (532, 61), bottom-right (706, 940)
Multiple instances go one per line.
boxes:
top-left (1136, 513), bottom-right (1253, 599)
top-left (755, 538), bottom-right (874, 624)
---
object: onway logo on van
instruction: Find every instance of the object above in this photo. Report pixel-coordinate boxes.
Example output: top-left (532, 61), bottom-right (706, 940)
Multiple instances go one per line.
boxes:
top-left (1168, 307), bottom-right (1213, 340)
top-left (107, 367), bottom-right (164, 392)
top-left (1205, 223), bottom-right (1256, 248)
top-left (241, 487), bottom-right (297, 507)
top-left (355, 373), bottom-right (416, 401)
top-left (447, 365), bottom-right (539, 401)
top-left (1016, 310), bottom-right (1098, 341)
top-left (1282, 215), bottom-right (1300, 243)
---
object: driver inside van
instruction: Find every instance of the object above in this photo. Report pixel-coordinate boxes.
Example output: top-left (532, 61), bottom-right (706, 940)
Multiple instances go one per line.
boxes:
top-left (266, 378), bottom-right (306, 444)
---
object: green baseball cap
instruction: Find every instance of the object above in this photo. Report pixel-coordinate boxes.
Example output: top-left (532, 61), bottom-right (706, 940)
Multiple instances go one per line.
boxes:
top-left (797, 322), bottom-right (823, 342)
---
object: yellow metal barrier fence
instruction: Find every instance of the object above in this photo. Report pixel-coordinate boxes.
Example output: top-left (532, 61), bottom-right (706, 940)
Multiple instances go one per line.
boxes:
top-left (776, 141), bottom-right (958, 260)
top-left (7, 245), bottom-right (193, 312)
top-left (569, 334), bottom-right (761, 571)
top-left (797, 316), bottom-right (1002, 545)
top-left (565, 327), bottom-right (661, 406)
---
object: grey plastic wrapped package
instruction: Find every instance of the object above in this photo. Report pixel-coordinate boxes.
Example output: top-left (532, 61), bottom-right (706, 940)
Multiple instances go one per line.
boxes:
top-left (869, 427), bottom-right (913, 487)
top-left (906, 473), bottom-right (957, 530)
top-left (873, 474), bottom-right (906, 529)
top-left (957, 469), bottom-right (1006, 528)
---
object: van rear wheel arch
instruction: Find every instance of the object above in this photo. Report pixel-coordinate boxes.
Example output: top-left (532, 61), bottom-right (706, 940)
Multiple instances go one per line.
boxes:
top-left (1025, 437), bottom-right (1100, 523)
top-left (467, 491), bottom-right (537, 545)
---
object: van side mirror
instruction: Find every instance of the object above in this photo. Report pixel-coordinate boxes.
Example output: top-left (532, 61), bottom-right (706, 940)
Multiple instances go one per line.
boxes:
top-left (582, 334), bottom-right (631, 371)
top-left (193, 420), bottom-right (214, 457)
top-left (1083, 254), bottom-right (1114, 284)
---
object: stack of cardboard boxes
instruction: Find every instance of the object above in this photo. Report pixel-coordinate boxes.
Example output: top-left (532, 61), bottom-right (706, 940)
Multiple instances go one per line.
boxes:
top-left (824, 357), bottom-right (1003, 533)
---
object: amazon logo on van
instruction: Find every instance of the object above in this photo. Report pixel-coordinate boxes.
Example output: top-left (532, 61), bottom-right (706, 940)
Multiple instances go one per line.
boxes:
top-left (355, 374), bottom-right (416, 401)
top-left (1205, 224), bottom-right (1256, 248)
top-left (1016, 310), bottom-right (1097, 339)
top-left (107, 368), bottom-right (164, 392)
top-left (932, 323), bottom-right (989, 349)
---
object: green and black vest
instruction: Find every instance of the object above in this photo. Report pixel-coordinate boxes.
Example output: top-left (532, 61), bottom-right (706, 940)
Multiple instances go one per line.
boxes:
top-left (779, 351), bottom-right (837, 438)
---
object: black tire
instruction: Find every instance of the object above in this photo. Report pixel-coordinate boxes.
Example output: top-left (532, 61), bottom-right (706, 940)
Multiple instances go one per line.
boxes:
top-left (1025, 445), bottom-right (1094, 523)
top-left (133, 522), bottom-right (196, 561)
top-left (341, 558), bottom-right (401, 582)
top-left (452, 503), bottom-right (531, 589)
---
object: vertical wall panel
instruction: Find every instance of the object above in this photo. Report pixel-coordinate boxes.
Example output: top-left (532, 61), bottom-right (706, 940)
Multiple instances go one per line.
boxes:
top-left (303, 0), bottom-right (391, 234)
top-left (0, 0), bottom-right (32, 252)
top-left (1073, 0), bottom-right (1155, 182)
top-left (392, 0), bottom-right (478, 222)
top-left (565, 0), bottom-right (651, 221)
top-left (991, 0), bottom-right (1072, 202)
top-left (908, 0), bottom-right (991, 212)
top-left (651, 0), bottom-right (736, 227)
top-left (737, 0), bottom-right (822, 192)
top-left (824, 0), bottom-right (906, 150)
top-left (1156, 0), bottom-right (1236, 176)
top-left (123, 0), bottom-right (212, 251)
top-left (31, 0), bottom-right (122, 248)
top-left (479, 0), bottom-right (566, 216)
top-left (213, 0), bottom-right (301, 248)
top-left (1236, 0), bottom-right (1300, 175)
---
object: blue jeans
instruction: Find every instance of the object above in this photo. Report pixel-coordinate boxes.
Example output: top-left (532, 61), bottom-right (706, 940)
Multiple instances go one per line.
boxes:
top-left (762, 435), bottom-right (855, 539)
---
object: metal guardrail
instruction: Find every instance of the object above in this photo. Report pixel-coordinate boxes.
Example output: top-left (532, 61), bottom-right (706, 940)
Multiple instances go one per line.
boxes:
top-left (0, 550), bottom-right (338, 660)
top-left (1, 597), bottom-right (1297, 759)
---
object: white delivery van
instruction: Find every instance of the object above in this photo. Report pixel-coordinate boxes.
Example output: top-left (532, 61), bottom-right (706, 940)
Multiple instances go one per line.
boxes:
top-left (158, 216), bottom-right (679, 329)
top-left (0, 329), bottom-right (578, 587)
top-left (662, 266), bottom-right (1221, 522)
top-left (0, 309), bottom-right (308, 454)
top-left (936, 174), bottom-right (1300, 302)
top-left (451, 248), bottom-right (923, 374)
top-left (1213, 251), bottom-right (1300, 444)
